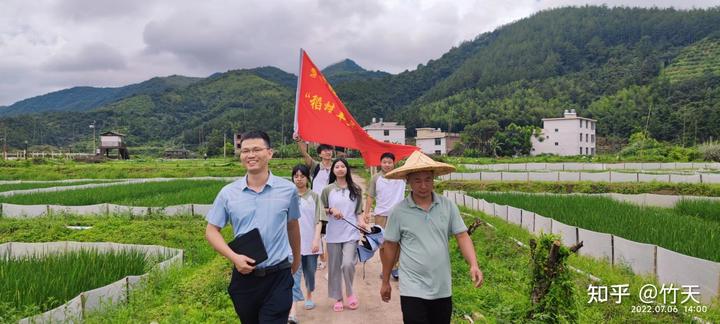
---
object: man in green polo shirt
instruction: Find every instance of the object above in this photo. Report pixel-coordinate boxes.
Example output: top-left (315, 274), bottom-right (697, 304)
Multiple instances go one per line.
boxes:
top-left (379, 151), bottom-right (483, 324)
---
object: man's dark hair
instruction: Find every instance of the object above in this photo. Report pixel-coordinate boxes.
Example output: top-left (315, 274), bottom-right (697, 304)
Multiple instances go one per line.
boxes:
top-left (239, 130), bottom-right (271, 148)
top-left (380, 152), bottom-right (395, 162)
top-left (316, 144), bottom-right (333, 155)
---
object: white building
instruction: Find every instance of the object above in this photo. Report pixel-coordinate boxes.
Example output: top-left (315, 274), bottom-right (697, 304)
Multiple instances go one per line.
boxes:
top-left (415, 128), bottom-right (460, 155)
top-left (363, 118), bottom-right (406, 144)
top-left (531, 109), bottom-right (597, 156)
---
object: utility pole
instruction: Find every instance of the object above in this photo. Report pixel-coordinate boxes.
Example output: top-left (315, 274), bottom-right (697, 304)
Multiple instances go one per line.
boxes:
top-left (1, 129), bottom-right (6, 160)
top-left (1, 126), bottom-right (7, 160)
top-left (223, 132), bottom-right (227, 159)
top-left (89, 120), bottom-right (96, 155)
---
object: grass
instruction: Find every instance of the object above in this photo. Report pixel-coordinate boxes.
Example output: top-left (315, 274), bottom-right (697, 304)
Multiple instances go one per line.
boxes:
top-left (0, 249), bottom-right (150, 321)
top-left (0, 180), bottom-right (230, 207)
top-left (662, 37), bottom-right (720, 83)
top-left (471, 192), bottom-right (720, 262)
top-left (0, 211), bottom-right (716, 322)
top-left (438, 180), bottom-right (720, 197)
top-left (0, 215), bottom-right (235, 323)
top-left (0, 157), bottom-right (369, 181)
top-left (675, 199), bottom-right (720, 222)
top-left (441, 154), bottom-right (705, 166)
top-left (0, 180), bottom-right (120, 193)
top-left (451, 208), bottom-right (720, 323)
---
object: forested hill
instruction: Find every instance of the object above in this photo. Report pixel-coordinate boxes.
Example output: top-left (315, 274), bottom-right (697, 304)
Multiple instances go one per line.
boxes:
top-left (335, 6), bottom-right (720, 144)
top-left (0, 75), bottom-right (203, 117)
top-left (1, 6), bottom-right (719, 152)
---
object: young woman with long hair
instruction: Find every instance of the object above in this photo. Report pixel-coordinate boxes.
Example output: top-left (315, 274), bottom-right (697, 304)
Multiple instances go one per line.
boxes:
top-left (320, 158), bottom-right (367, 312)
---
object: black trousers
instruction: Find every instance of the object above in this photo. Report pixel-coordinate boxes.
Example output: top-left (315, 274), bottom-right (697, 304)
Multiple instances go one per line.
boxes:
top-left (228, 267), bottom-right (293, 324)
top-left (400, 296), bottom-right (453, 324)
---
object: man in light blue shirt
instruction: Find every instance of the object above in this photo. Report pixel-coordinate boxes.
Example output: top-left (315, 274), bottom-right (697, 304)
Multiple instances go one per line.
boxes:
top-left (205, 130), bottom-right (301, 324)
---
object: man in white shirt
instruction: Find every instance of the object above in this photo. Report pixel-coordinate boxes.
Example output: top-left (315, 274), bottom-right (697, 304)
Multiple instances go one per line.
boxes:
top-left (364, 152), bottom-right (406, 279)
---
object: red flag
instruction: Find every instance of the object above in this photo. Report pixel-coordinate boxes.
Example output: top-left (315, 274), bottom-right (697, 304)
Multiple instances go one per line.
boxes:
top-left (293, 49), bottom-right (418, 166)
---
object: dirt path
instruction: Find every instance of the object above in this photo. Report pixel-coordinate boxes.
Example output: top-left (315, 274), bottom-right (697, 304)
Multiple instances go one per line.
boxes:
top-left (293, 174), bottom-right (403, 324)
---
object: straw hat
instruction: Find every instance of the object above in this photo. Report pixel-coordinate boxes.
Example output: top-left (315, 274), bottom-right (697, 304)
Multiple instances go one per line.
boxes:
top-left (384, 151), bottom-right (456, 180)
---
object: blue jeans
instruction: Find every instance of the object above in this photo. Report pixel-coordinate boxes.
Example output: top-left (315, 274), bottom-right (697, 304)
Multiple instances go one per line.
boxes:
top-left (292, 267), bottom-right (304, 302)
top-left (301, 254), bottom-right (318, 292)
top-left (291, 254), bottom-right (320, 302)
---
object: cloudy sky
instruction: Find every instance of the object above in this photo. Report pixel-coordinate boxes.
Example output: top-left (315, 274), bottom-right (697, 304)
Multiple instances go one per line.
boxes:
top-left (0, 0), bottom-right (716, 106)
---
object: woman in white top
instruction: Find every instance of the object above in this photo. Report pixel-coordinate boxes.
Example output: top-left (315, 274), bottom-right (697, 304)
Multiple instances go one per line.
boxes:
top-left (320, 158), bottom-right (367, 312)
top-left (288, 164), bottom-right (326, 323)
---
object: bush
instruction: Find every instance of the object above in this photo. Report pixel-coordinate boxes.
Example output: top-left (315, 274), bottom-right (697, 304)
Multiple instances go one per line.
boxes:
top-left (619, 132), bottom-right (699, 161)
top-left (699, 141), bottom-right (720, 162)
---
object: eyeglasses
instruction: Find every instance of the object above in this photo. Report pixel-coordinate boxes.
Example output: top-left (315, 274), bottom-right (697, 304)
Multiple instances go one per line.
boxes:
top-left (239, 147), bottom-right (269, 155)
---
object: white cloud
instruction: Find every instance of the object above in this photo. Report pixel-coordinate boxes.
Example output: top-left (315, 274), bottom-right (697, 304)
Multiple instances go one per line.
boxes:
top-left (0, 0), bottom-right (717, 106)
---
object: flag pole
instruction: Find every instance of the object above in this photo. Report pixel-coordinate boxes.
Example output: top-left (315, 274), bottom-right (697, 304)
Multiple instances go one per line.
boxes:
top-left (293, 49), bottom-right (304, 135)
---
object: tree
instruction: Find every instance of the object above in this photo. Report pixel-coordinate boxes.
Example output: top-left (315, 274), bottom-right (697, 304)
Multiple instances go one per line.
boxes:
top-left (494, 123), bottom-right (536, 156)
top-left (461, 119), bottom-right (500, 156)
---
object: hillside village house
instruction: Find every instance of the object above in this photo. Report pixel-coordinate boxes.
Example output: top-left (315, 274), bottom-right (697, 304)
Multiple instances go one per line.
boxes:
top-left (363, 118), bottom-right (406, 144)
top-left (415, 127), bottom-right (460, 155)
top-left (531, 109), bottom-right (596, 156)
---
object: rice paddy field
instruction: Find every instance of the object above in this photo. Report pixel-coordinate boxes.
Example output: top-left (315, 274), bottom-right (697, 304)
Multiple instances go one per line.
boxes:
top-left (439, 180), bottom-right (720, 197)
top-left (0, 180), bottom-right (122, 193)
top-left (0, 158), bottom-right (368, 180)
top-left (2, 158), bottom-right (719, 322)
top-left (1, 212), bottom-right (715, 323)
top-left (472, 192), bottom-right (720, 262)
top-left (0, 179), bottom-right (230, 206)
top-left (0, 249), bottom-right (151, 321)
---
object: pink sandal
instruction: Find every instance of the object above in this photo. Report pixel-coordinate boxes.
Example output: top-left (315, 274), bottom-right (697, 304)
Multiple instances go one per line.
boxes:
top-left (347, 295), bottom-right (359, 310)
top-left (333, 300), bottom-right (344, 312)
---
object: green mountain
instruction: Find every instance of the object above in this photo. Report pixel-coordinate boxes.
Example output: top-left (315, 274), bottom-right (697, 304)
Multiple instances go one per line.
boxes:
top-left (0, 75), bottom-right (203, 117)
top-left (322, 59), bottom-right (390, 84)
top-left (334, 6), bottom-right (720, 144)
top-left (1, 6), bottom-right (720, 153)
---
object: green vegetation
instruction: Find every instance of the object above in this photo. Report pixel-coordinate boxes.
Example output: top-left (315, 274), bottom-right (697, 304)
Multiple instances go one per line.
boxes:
top-left (0, 157), bottom-right (367, 181)
top-left (0, 215), bottom-right (237, 323)
top-left (675, 199), bottom-right (720, 223)
top-left (0, 249), bottom-right (151, 321)
top-left (0, 180), bottom-right (120, 192)
top-left (452, 208), bottom-right (720, 323)
top-left (617, 132), bottom-right (699, 162)
top-left (472, 192), bottom-right (720, 262)
top-left (0, 180), bottom-right (229, 207)
top-left (438, 180), bottom-right (720, 197)
top-left (0, 75), bottom-right (202, 117)
top-left (1, 211), bottom-right (712, 322)
top-left (663, 35), bottom-right (720, 83)
top-left (700, 141), bottom-right (720, 162)
top-left (527, 234), bottom-right (577, 322)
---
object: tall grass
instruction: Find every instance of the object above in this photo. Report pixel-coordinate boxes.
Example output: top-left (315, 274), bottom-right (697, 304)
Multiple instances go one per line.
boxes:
top-left (0, 158), bottom-right (368, 181)
top-left (674, 199), bottom-right (720, 222)
top-left (439, 180), bottom-right (720, 197)
top-left (0, 249), bottom-right (149, 320)
top-left (0, 180), bottom-right (120, 193)
top-left (452, 209), bottom-right (719, 322)
top-left (473, 192), bottom-right (720, 262)
top-left (0, 180), bottom-right (229, 206)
